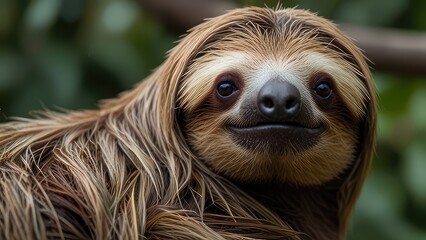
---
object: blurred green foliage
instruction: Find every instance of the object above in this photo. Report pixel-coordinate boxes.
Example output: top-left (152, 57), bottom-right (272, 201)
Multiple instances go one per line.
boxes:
top-left (1, 0), bottom-right (426, 239)
top-left (0, 0), bottom-right (176, 118)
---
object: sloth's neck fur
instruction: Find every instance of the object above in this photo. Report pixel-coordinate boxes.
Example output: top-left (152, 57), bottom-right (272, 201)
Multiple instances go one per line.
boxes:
top-left (235, 180), bottom-right (341, 240)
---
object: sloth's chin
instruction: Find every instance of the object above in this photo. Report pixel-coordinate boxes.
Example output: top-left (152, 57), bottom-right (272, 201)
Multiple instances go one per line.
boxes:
top-left (228, 123), bottom-right (325, 154)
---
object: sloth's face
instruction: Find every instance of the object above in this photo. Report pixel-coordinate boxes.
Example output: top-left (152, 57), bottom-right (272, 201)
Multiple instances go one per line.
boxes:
top-left (178, 14), bottom-right (368, 185)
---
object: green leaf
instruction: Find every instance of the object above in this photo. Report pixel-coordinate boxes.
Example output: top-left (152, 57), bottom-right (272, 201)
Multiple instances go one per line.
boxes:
top-left (410, 87), bottom-right (426, 131)
top-left (23, 0), bottom-right (61, 30)
top-left (0, 50), bottom-right (23, 89)
top-left (100, 1), bottom-right (138, 34)
top-left (403, 140), bottom-right (426, 205)
top-left (37, 44), bottom-right (82, 106)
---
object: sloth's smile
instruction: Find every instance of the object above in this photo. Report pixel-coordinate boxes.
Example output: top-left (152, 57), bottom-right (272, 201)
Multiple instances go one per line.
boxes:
top-left (228, 122), bottom-right (325, 153)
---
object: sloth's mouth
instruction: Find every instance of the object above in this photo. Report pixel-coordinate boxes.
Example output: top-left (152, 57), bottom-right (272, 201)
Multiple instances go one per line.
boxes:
top-left (227, 122), bottom-right (325, 153)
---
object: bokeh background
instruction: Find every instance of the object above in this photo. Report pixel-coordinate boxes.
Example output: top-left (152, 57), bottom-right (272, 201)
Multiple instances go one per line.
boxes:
top-left (1, 0), bottom-right (426, 239)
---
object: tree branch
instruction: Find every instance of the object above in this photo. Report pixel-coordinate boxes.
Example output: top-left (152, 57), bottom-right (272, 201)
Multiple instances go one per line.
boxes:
top-left (340, 24), bottom-right (426, 76)
top-left (138, 0), bottom-right (236, 31)
top-left (139, 0), bottom-right (426, 76)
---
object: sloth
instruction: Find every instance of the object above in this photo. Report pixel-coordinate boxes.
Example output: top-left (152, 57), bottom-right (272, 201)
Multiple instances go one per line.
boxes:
top-left (0, 7), bottom-right (376, 240)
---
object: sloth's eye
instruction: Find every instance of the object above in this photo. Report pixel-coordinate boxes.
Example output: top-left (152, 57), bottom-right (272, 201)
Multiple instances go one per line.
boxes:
top-left (314, 82), bottom-right (332, 98)
top-left (217, 82), bottom-right (237, 97)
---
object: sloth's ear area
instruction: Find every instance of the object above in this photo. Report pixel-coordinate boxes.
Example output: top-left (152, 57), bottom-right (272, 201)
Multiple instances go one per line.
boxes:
top-left (338, 73), bottom-right (376, 238)
top-left (335, 55), bottom-right (376, 239)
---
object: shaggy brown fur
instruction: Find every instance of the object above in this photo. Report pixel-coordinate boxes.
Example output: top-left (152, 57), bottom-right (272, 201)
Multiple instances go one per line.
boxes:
top-left (0, 7), bottom-right (376, 240)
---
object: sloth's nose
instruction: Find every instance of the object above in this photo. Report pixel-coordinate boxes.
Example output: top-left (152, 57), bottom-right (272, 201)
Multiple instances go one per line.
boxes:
top-left (257, 80), bottom-right (301, 120)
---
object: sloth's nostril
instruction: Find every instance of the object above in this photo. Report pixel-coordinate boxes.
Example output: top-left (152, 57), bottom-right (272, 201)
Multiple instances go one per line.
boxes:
top-left (286, 97), bottom-right (298, 110)
top-left (263, 97), bottom-right (274, 109)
